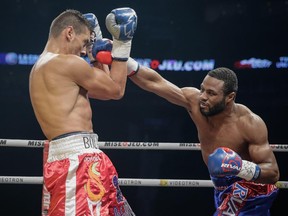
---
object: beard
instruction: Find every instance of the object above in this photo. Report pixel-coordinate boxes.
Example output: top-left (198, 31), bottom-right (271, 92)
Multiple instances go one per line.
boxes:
top-left (200, 98), bottom-right (226, 117)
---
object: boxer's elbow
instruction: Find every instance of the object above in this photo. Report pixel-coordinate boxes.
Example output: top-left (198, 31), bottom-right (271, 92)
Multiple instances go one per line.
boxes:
top-left (269, 162), bottom-right (280, 184)
top-left (112, 92), bottom-right (124, 100)
top-left (110, 87), bottom-right (125, 100)
top-left (259, 165), bottom-right (280, 185)
top-left (271, 169), bottom-right (280, 184)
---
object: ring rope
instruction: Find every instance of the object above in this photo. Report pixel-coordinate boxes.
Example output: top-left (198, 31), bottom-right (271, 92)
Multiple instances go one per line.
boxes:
top-left (0, 138), bottom-right (288, 152)
top-left (0, 176), bottom-right (287, 189)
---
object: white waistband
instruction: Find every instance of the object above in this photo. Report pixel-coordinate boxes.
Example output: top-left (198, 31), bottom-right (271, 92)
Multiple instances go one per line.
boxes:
top-left (47, 132), bottom-right (101, 162)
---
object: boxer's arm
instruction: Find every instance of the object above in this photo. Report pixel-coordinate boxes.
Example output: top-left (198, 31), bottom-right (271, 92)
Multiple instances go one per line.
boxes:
top-left (83, 13), bottom-right (104, 64)
top-left (83, 13), bottom-right (110, 75)
top-left (104, 7), bottom-right (137, 98)
top-left (243, 113), bottom-right (280, 184)
top-left (128, 61), bottom-right (190, 109)
top-left (78, 8), bottom-right (137, 100)
top-left (208, 113), bottom-right (280, 184)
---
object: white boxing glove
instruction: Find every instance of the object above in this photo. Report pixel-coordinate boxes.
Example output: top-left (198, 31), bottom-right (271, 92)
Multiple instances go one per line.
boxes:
top-left (105, 7), bottom-right (137, 61)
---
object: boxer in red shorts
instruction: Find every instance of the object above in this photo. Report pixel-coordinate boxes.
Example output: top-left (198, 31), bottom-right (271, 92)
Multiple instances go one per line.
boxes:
top-left (43, 132), bottom-right (135, 216)
top-left (29, 8), bottom-right (138, 215)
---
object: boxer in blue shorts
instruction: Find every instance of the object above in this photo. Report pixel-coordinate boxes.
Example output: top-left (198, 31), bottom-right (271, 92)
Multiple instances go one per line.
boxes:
top-left (125, 64), bottom-right (280, 215)
top-left (209, 148), bottom-right (278, 215)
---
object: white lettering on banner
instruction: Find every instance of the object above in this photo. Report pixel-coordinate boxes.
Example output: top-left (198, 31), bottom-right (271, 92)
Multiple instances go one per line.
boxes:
top-left (279, 56), bottom-right (288, 61)
top-left (135, 58), bottom-right (215, 71)
top-left (168, 180), bottom-right (200, 187)
top-left (18, 54), bottom-right (39, 65)
top-left (276, 62), bottom-right (288, 68)
top-left (179, 143), bottom-right (201, 148)
top-left (276, 56), bottom-right (288, 68)
top-left (0, 140), bottom-right (7, 145)
top-left (28, 140), bottom-right (44, 147)
top-left (135, 58), bottom-right (153, 68)
top-left (235, 58), bottom-right (272, 69)
top-left (104, 141), bottom-right (159, 148)
top-left (0, 177), bottom-right (24, 183)
top-left (5, 52), bottom-right (18, 65)
top-left (118, 179), bottom-right (142, 186)
top-left (2, 52), bottom-right (288, 70)
top-left (270, 144), bottom-right (288, 150)
top-left (158, 59), bottom-right (215, 71)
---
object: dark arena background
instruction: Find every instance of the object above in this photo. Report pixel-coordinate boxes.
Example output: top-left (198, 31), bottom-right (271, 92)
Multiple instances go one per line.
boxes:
top-left (0, 0), bottom-right (288, 215)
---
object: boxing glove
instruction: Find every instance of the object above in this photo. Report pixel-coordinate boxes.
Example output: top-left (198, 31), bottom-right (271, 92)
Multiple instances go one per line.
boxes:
top-left (91, 40), bottom-right (139, 76)
top-left (83, 13), bottom-right (102, 42)
top-left (105, 7), bottom-right (137, 61)
top-left (208, 147), bottom-right (261, 181)
top-left (91, 38), bottom-right (113, 65)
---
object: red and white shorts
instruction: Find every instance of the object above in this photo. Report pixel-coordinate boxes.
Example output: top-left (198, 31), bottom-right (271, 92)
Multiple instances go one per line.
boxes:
top-left (42, 132), bottom-right (135, 216)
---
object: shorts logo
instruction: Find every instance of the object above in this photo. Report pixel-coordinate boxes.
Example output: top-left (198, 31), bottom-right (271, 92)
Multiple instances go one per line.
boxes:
top-left (84, 162), bottom-right (105, 202)
top-left (83, 136), bottom-right (98, 149)
top-left (221, 183), bottom-right (247, 215)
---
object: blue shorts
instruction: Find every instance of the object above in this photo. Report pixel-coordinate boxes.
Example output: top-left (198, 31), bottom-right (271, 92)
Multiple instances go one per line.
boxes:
top-left (211, 176), bottom-right (279, 216)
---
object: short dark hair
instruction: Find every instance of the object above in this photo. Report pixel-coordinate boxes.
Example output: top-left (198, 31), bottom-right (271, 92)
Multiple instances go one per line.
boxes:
top-left (49, 9), bottom-right (92, 38)
top-left (208, 67), bottom-right (238, 96)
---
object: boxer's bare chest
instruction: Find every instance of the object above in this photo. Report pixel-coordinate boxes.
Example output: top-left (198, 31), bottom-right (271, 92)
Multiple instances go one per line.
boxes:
top-left (197, 120), bottom-right (247, 164)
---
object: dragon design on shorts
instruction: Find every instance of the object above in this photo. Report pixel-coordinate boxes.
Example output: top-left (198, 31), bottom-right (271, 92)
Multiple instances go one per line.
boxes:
top-left (85, 162), bottom-right (106, 202)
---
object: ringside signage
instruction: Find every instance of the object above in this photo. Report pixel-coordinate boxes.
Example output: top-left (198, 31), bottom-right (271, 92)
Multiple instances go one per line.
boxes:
top-left (1, 52), bottom-right (287, 70)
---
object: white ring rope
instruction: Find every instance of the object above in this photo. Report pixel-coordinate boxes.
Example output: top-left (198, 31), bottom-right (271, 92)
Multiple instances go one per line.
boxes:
top-left (1, 138), bottom-right (288, 152)
top-left (0, 176), bottom-right (287, 189)
top-left (1, 139), bottom-right (287, 189)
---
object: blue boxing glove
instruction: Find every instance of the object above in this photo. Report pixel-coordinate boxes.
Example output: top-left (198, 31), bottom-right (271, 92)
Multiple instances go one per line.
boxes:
top-left (91, 38), bottom-right (113, 65)
top-left (83, 13), bottom-right (102, 42)
top-left (105, 7), bottom-right (137, 61)
top-left (208, 147), bottom-right (261, 181)
top-left (91, 40), bottom-right (140, 76)
top-left (83, 13), bottom-right (103, 63)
